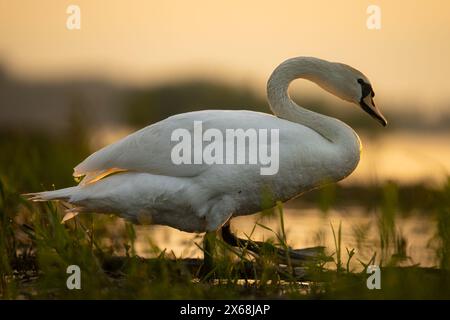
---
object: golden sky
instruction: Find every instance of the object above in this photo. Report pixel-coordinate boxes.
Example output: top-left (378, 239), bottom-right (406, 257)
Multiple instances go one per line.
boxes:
top-left (1, 0), bottom-right (450, 112)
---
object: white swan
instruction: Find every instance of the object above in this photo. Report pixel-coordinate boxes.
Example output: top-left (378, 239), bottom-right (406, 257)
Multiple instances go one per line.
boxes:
top-left (27, 57), bottom-right (386, 264)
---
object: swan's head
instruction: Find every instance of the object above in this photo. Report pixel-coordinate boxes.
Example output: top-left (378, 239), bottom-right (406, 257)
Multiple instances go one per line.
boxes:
top-left (324, 62), bottom-right (387, 126)
top-left (355, 77), bottom-right (387, 127)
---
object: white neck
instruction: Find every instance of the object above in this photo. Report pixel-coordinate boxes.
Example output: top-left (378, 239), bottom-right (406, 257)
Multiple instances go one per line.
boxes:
top-left (267, 57), bottom-right (358, 145)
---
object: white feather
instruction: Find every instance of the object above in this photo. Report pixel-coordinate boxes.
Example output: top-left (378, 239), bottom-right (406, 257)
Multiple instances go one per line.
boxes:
top-left (28, 57), bottom-right (374, 233)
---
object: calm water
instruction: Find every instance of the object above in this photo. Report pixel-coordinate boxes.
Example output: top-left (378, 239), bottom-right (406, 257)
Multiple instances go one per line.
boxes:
top-left (132, 205), bottom-right (437, 268)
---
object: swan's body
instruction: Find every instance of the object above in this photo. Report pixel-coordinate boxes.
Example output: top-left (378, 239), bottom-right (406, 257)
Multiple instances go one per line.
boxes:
top-left (28, 57), bottom-right (386, 234)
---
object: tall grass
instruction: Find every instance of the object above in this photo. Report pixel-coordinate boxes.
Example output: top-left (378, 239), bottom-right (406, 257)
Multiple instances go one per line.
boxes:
top-left (1, 132), bottom-right (450, 299)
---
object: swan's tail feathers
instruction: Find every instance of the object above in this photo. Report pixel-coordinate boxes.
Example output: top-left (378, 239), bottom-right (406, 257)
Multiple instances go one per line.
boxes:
top-left (23, 187), bottom-right (83, 223)
top-left (23, 186), bottom-right (78, 202)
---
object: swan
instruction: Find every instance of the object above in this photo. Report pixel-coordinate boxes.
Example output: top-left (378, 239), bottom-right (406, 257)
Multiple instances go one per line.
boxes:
top-left (27, 56), bottom-right (387, 270)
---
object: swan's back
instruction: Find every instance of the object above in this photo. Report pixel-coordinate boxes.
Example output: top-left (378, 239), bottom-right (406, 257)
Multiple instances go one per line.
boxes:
top-left (74, 110), bottom-right (351, 184)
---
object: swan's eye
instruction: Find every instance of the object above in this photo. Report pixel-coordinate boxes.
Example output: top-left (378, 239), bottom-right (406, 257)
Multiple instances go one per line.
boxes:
top-left (371, 90), bottom-right (375, 98)
top-left (358, 79), bottom-right (373, 99)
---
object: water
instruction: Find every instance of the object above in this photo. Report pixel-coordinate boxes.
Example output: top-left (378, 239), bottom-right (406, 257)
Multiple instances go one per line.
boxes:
top-left (347, 132), bottom-right (450, 185)
top-left (133, 204), bottom-right (437, 268)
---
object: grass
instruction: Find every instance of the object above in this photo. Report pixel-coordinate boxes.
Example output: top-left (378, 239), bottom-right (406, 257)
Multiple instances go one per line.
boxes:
top-left (0, 131), bottom-right (450, 299)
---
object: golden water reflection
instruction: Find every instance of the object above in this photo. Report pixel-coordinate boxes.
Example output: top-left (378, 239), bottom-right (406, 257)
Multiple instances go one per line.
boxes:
top-left (349, 132), bottom-right (450, 185)
top-left (133, 204), bottom-right (437, 268)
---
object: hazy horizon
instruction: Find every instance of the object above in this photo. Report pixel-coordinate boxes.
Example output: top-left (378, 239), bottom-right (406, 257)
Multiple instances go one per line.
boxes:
top-left (1, 0), bottom-right (450, 114)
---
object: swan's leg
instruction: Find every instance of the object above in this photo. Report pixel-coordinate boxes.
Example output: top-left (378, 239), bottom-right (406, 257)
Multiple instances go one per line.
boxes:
top-left (199, 231), bottom-right (216, 279)
top-left (221, 223), bottom-right (329, 265)
top-left (221, 223), bottom-right (261, 254)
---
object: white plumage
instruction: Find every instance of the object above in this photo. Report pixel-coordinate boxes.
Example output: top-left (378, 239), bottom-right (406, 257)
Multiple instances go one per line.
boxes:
top-left (28, 57), bottom-right (386, 233)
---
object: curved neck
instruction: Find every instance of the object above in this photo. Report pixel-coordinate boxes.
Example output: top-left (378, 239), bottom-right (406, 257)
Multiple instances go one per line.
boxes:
top-left (267, 57), bottom-right (355, 144)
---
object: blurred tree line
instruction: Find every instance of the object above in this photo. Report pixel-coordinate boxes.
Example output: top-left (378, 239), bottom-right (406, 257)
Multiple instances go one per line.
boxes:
top-left (125, 80), bottom-right (268, 126)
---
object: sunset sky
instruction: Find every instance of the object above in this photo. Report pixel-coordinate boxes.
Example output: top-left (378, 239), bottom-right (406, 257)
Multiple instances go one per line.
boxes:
top-left (1, 0), bottom-right (449, 114)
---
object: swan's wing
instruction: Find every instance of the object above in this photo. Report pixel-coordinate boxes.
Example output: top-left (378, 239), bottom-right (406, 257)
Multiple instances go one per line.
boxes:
top-left (74, 109), bottom-right (324, 185)
top-left (75, 110), bottom-right (282, 183)
top-left (74, 111), bottom-right (214, 184)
